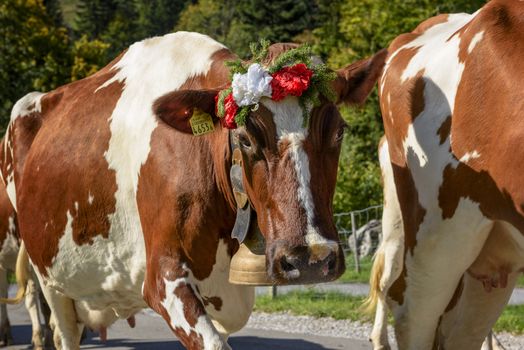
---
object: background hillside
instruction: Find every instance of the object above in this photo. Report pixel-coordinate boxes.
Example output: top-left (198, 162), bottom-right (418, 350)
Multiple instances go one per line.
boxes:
top-left (0, 0), bottom-right (486, 212)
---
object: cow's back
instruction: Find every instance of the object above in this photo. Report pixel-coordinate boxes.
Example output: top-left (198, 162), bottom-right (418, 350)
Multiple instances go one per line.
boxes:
top-left (2, 32), bottom-right (228, 316)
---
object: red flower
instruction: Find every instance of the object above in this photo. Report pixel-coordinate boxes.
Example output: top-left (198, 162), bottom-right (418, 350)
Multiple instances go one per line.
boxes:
top-left (271, 63), bottom-right (313, 101)
top-left (222, 92), bottom-right (238, 129)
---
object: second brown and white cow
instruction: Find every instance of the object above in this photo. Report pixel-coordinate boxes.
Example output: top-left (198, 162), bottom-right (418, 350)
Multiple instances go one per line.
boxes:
top-left (2, 32), bottom-right (386, 349)
top-left (0, 181), bottom-right (52, 349)
top-left (368, 1), bottom-right (524, 349)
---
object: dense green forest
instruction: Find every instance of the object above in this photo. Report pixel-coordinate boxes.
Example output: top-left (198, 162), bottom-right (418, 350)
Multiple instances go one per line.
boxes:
top-left (0, 0), bottom-right (486, 212)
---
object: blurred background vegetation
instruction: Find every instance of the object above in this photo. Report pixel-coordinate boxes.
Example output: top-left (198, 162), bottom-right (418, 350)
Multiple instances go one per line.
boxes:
top-left (0, 0), bottom-right (486, 212)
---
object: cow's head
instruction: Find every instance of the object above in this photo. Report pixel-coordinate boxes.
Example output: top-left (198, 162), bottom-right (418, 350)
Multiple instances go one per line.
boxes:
top-left (154, 44), bottom-right (387, 284)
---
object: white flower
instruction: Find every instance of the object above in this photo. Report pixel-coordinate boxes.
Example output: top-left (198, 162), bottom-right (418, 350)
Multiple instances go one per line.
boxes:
top-left (232, 63), bottom-right (273, 107)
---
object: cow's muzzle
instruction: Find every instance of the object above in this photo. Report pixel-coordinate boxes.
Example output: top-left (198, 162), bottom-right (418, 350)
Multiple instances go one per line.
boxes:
top-left (267, 241), bottom-right (345, 284)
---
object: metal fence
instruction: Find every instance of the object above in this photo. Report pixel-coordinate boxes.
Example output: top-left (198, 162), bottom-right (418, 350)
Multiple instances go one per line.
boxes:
top-left (334, 205), bottom-right (383, 273)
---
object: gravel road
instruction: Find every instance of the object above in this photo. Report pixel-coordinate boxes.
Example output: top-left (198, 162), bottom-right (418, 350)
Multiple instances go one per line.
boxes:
top-left (5, 305), bottom-right (371, 349)
top-left (5, 285), bottom-right (524, 349)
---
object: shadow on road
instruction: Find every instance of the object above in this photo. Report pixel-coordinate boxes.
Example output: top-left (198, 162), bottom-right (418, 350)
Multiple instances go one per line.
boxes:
top-left (11, 324), bottom-right (330, 350)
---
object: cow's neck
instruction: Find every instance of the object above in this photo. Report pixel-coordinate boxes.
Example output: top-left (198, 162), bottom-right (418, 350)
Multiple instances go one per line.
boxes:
top-left (208, 127), bottom-right (237, 222)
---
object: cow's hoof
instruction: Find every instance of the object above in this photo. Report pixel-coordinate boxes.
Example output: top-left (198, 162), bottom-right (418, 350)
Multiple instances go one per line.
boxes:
top-left (368, 339), bottom-right (391, 350)
top-left (1, 328), bottom-right (13, 347)
top-left (43, 327), bottom-right (55, 349)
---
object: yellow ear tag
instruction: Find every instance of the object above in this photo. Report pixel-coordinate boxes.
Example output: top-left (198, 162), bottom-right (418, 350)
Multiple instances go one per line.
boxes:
top-left (189, 108), bottom-right (215, 136)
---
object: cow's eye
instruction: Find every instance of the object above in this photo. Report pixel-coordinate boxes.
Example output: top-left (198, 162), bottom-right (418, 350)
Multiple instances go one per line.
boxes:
top-left (238, 134), bottom-right (252, 149)
top-left (335, 124), bottom-right (347, 143)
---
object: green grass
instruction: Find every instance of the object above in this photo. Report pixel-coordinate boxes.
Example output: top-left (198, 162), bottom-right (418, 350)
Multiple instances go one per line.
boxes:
top-left (337, 254), bottom-right (373, 284)
top-left (339, 253), bottom-right (524, 288)
top-left (518, 275), bottom-right (524, 288)
top-left (255, 291), bottom-right (373, 322)
top-left (255, 291), bottom-right (524, 335)
top-left (495, 304), bottom-right (524, 334)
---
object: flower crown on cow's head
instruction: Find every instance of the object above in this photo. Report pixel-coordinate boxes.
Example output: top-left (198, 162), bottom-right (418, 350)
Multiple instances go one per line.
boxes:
top-left (215, 41), bottom-right (337, 129)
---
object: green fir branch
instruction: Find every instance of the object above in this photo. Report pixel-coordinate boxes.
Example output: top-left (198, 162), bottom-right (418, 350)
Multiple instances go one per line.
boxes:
top-left (235, 106), bottom-right (250, 126)
top-left (225, 59), bottom-right (247, 78)
top-left (250, 39), bottom-right (270, 63)
top-left (269, 45), bottom-right (313, 73)
top-left (216, 88), bottom-right (232, 118)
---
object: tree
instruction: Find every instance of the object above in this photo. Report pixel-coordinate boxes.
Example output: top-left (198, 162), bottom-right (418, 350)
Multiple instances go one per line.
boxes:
top-left (71, 35), bottom-right (110, 81)
top-left (74, 0), bottom-right (116, 38)
top-left (175, 0), bottom-right (237, 52)
top-left (100, 1), bottom-right (140, 58)
top-left (43, 0), bottom-right (64, 26)
top-left (230, 0), bottom-right (317, 57)
top-left (0, 0), bottom-right (71, 131)
top-left (176, 0), bottom-right (318, 58)
top-left (135, 0), bottom-right (189, 39)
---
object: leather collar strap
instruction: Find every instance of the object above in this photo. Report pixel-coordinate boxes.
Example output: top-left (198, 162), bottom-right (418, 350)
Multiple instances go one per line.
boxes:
top-left (229, 131), bottom-right (253, 243)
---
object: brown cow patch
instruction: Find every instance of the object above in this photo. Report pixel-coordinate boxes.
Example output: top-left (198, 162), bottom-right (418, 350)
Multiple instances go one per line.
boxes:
top-left (202, 296), bottom-right (223, 311)
top-left (387, 163), bottom-right (426, 306)
top-left (409, 70), bottom-right (426, 120)
top-left (437, 116), bottom-right (451, 145)
top-left (439, 163), bottom-right (524, 233)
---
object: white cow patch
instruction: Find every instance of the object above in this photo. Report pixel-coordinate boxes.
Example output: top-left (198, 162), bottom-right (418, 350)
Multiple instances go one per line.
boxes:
top-left (162, 277), bottom-right (227, 350)
top-left (459, 150), bottom-right (480, 163)
top-left (261, 98), bottom-right (338, 262)
top-left (10, 92), bottom-right (44, 121)
top-left (468, 31), bottom-right (485, 54)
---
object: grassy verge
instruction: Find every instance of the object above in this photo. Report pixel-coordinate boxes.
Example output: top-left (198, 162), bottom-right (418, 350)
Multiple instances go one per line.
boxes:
top-left (337, 254), bottom-right (372, 284)
top-left (255, 291), bottom-right (373, 322)
top-left (255, 291), bottom-right (524, 335)
top-left (339, 253), bottom-right (524, 288)
top-left (519, 275), bottom-right (524, 288)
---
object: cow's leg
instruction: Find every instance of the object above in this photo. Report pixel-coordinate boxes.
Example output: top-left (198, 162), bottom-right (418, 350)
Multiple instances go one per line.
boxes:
top-left (143, 255), bottom-right (230, 350)
top-left (39, 286), bottom-right (80, 350)
top-left (439, 272), bottom-right (517, 350)
top-left (368, 140), bottom-right (404, 350)
top-left (392, 212), bottom-right (493, 350)
top-left (25, 275), bottom-right (47, 349)
top-left (0, 268), bottom-right (12, 346)
top-left (38, 289), bottom-right (54, 349)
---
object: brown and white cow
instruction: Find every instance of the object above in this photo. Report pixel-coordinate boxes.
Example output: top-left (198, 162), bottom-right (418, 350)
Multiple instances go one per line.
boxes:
top-left (367, 1), bottom-right (524, 349)
top-left (0, 180), bottom-right (52, 349)
top-left (2, 32), bottom-right (386, 349)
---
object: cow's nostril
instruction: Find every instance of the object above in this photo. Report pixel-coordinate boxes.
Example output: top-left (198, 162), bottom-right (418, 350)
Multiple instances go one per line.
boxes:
top-left (327, 254), bottom-right (336, 271)
top-left (279, 256), bottom-right (300, 279)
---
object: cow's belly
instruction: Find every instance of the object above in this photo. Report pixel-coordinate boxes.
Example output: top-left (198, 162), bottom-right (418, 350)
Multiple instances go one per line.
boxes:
top-left (39, 210), bottom-right (148, 319)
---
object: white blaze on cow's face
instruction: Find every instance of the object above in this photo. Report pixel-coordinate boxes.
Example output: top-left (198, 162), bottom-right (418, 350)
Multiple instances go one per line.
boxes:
top-left (235, 96), bottom-right (346, 284)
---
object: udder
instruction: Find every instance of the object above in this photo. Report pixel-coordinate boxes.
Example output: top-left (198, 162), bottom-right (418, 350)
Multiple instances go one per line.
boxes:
top-left (467, 221), bottom-right (524, 292)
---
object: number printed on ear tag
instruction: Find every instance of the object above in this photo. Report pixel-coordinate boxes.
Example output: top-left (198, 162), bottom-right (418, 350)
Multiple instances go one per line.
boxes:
top-left (190, 109), bottom-right (215, 136)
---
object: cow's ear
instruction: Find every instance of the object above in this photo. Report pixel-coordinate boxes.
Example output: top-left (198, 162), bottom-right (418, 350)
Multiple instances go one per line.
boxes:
top-left (153, 89), bottom-right (220, 134)
top-left (333, 49), bottom-right (388, 105)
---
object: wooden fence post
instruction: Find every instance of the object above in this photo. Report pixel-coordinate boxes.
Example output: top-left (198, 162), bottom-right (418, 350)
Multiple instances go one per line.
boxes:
top-left (269, 285), bottom-right (277, 298)
top-left (351, 211), bottom-right (361, 273)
